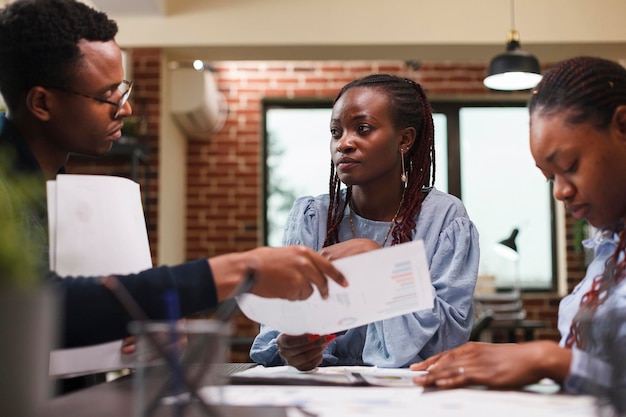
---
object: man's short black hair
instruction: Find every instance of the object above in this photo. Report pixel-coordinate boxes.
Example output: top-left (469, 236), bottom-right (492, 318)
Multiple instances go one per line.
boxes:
top-left (0, 0), bottom-right (118, 112)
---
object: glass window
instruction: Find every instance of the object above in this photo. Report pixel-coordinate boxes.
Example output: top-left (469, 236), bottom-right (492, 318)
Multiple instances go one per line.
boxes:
top-left (433, 113), bottom-right (448, 193)
top-left (263, 102), bottom-right (557, 290)
top-left (457, 107), bottom-right (554, 290)
top-left (264, 109), bottom-right (448, 247)
top-left (265, 106), bottom-right (332, 247)
top-left (432, 101), bottom-right (556, 290)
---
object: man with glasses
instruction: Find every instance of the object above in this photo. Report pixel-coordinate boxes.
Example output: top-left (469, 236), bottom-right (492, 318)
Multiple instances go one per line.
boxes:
top-left (0, 0), bottom-right (350, 392)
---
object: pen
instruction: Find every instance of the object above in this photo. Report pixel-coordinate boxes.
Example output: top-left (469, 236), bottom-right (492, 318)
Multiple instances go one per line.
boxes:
top-left (164, 290), bottom-right (184, 417)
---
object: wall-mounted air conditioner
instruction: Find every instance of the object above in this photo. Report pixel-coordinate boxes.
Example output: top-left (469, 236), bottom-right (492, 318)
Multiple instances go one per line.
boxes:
top-left (169, 67), bottom-right (228, 140)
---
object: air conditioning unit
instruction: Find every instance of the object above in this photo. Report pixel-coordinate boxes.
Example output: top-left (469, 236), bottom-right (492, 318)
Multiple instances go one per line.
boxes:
top-left (169, 67), bottom-right (228, 139)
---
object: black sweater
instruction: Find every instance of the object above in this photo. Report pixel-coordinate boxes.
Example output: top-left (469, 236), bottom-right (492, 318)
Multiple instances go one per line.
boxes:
top-left (0, 114), bottom-right (218, 348)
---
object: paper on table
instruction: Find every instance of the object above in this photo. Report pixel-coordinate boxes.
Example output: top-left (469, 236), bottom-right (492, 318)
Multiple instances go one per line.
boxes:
top-left (232, 365), bottom-right (426, 387)
top-left (47, 174), bottom-right (152, 377)
top-left (236, 240), bottom-right (434, 335)
top-left (200, 385), bottom-right (596, 417)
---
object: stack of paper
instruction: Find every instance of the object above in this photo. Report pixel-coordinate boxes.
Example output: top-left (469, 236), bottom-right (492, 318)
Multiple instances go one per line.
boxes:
top-left (47, 174), bottom-right (152, 377)
top-left (230, 365), bottom-right (426, 387)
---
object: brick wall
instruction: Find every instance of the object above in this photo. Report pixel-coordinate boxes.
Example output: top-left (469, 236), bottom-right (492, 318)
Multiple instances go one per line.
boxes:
top-left (69, 50), bottom-right (588, 361)
top-left (67, 48), bottom-right (161, 263)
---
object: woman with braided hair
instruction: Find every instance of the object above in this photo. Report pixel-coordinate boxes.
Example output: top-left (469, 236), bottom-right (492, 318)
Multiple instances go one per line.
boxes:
top-left (250, 74), bottom-right (480, 370)
top-left (412, 56), bottom-right (626, 412)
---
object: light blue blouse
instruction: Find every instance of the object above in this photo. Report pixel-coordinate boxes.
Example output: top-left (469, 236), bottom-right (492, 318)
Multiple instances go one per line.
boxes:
top-left (250, 187), bottom-right (480, 368)
top-left (559, 229), bottom-right (626, 411)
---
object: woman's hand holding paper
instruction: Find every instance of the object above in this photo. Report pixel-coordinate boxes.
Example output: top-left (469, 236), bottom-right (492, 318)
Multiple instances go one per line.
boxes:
top-left (277, 333), bottom-right (337, 371)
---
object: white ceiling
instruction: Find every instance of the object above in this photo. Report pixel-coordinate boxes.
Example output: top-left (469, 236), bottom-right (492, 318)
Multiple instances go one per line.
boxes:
top-left (89, 0), bottom-right (165, 15)
top-left (4, 0), bottom-right (625, 64)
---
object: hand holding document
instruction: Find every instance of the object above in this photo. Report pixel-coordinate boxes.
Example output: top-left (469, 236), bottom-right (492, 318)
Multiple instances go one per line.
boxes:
top-left (236, 240), bottom-right (434, 335)
top-left (47, 174), bottom-right (152, 377)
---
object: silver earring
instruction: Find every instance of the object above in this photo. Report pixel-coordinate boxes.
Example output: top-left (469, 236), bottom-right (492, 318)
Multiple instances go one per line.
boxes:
top-left (400, 149), bottom-right (408, 187)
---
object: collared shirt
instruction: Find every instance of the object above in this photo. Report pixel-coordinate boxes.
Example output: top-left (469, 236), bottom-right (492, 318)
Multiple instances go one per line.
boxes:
top-left (559, 228), bottom-right (626, 412)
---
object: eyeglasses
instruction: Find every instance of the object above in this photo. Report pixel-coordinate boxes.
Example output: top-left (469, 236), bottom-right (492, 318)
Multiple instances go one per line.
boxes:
top-left (48, 80), bottom-right (133, 118)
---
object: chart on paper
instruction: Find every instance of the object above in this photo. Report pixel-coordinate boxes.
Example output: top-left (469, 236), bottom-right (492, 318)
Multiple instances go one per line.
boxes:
top-left (236, 240), bottom-right (434, 335)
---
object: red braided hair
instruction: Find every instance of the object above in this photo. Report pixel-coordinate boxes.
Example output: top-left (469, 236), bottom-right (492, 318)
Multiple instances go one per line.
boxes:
top-left (323, 74), bottom-right (436, 247)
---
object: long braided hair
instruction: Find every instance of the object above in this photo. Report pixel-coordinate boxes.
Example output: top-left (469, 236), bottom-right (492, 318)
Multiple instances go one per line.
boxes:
top-left (529, 56), bottom-right (626, 349)
top-left (323, 74), bottom-right (436, 247)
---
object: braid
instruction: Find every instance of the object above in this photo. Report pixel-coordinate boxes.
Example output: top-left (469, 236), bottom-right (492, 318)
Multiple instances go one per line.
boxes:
top-left (529, 56), bottom-right (626, 129)
top-left (324, 163), bottom-right (350, 247)
top-left (323, 74), bottom-right (436, 247)
top-left (391, 80), bottom-right (436, 245)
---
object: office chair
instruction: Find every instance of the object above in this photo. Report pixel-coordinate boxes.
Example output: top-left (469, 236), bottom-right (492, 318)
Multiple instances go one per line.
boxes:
top-left (470, 309), bottom-right (494, 342)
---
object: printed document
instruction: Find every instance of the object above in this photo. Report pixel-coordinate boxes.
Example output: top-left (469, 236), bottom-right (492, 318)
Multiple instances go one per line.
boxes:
top-left (230, 364), bottom-right (426, 387)
top-left (236, 240), bottom-right (434, 335)
top-left (200, 385), bottom-right (595, 417)
top-left (47, 174), bottom-right (152, 377)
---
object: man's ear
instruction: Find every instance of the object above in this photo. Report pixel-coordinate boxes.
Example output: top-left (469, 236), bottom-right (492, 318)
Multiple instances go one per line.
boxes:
top-left (25, 87), bottom-right (53, 121)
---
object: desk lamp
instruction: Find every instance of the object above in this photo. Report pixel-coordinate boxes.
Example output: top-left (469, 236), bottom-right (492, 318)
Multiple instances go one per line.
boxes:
top-left (493, 228), bottom-right (520, 261)
top-left (493, 228), bottom-right (521, 290)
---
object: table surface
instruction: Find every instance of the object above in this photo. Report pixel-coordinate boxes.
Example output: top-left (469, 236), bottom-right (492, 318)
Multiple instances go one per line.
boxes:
top-left (42, 364), bottom-right (269, 417)
top-left (40, 363), bottom-right (596, 417)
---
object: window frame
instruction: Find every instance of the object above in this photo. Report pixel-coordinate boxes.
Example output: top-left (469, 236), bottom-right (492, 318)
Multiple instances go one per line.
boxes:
top-left (431, 99), bottom-right (558, 292)
top-left (261, 98), bottom-right (333, 246)
top-left (261, 97), bottom-right (558, 292)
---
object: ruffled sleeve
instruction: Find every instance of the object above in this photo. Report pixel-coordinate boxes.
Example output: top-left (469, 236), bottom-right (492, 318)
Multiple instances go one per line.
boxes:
top-left (281, 196), bottom-right (327, 249)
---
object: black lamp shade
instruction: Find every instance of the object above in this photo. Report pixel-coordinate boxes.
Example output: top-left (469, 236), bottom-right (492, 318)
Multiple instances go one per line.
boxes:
top-left (488, 48), bottom-right (540, 75)
top-left (484, 34), bottom-right (542, 91)
top-left (493, 228), bottom-right (520, 261)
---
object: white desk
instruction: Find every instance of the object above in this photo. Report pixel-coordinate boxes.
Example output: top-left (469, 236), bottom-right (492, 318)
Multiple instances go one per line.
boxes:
top-left (42, 365), bottom-right (598, 417)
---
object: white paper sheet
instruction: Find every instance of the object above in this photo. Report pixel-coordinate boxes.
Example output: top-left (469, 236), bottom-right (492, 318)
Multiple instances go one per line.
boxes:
top-left (47, 174), bottom-right (152, 377)
top-left (232, 365), bottom-right (426, 387)
top-left (49, 174), bottom-right (152, 276)
top-left (236, 240), bottom-right (434, 335)
top-left (199, 385), bottom-right (596, 417)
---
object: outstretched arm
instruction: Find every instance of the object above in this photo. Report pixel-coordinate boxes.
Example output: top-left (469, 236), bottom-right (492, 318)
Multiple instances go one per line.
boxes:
top-left (208, 245), bottom-right (348, 302)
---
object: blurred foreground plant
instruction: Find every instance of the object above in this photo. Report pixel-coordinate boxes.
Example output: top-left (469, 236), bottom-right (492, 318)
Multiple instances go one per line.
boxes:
top-left (0, 153), bottom-right (41, 289)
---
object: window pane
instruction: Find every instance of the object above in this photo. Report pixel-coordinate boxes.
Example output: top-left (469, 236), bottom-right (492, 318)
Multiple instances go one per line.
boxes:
top-left (265, 108), bottom-right (332, 247)
top-left (459, 107), bottom-right (552, 289)
top-left (266, 109), bottom-right (448, 247)
top-left (433, 113), bottom-right (448, 193)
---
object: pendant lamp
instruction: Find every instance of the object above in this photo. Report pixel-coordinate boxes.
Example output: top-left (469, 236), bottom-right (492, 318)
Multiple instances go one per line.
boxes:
top-left (483, 0), bottom-right (542, 91)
